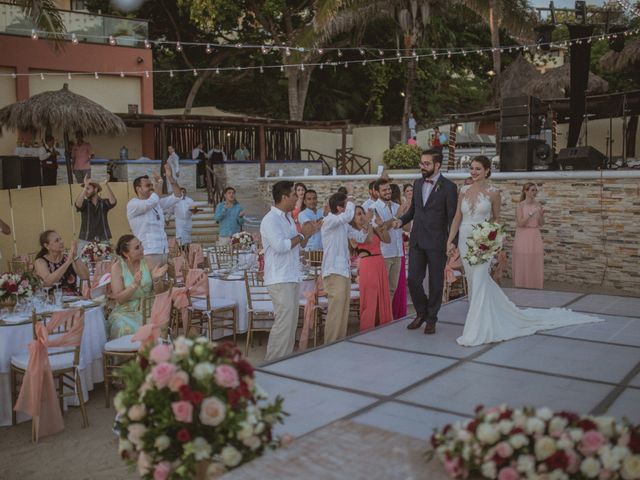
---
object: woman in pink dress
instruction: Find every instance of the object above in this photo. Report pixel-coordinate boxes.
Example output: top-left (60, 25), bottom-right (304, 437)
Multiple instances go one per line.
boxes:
top-left (512, 182), bottom-right (544, 289)
top-left (391, 184), bottom-right (410, 319)
top-left (351, 206), bottom-right (392, 331)
top-left (291, 182), bottom-right (307, 233)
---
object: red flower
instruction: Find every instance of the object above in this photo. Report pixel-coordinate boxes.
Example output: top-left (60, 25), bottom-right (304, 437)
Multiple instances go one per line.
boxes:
top-left (138, 356), bottom-right (149, 370)
top-left (442, 424), bottom-right (452, 435)
top-left (190, 390), bottom-right (204, 405)
top-left (466, 419), bottom-right (479, 433)
top-left (577, 419), bottom-right (598, 432)
top-left (479, 244), bottom-right (489, 251)
top-left (510, 427), bottom-right (524, 435)
top-left (236, 359), bottom-right (254, 377)
top-left (177, 428), bottom-right (191, 442)
top-left (430, 433), bottom-right (439, 448)
top-left (474, 405), bottom-right (485, 414)
top-left (179, 385), bottom-right (192, 401)
top-left (227, 389), bottom-right (242, 408)
top-left (557, 411), bottom-right (579, 424)
top-left (498, 408), bottom-right (513, 420)
top-left (492, 452), bottom-right (509, 467)
top-left (488, 230), bottom-right (497, 241)
top-left (238, 382), bottom-right (251, 399)
top-left (546, 451), bottom-right (569, 471)
top-left (629, 429), bottom-right (640, 454)
top-left (5, 283), bottom-right (17, 293)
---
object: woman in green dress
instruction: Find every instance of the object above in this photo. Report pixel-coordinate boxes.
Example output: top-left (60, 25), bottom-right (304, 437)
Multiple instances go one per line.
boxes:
top-left (107, 235), bottom-right (168, 339)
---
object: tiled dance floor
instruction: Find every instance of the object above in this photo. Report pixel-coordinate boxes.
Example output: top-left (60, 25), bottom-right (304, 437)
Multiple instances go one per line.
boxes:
top-left (256, 289), bottom-right (640, 441)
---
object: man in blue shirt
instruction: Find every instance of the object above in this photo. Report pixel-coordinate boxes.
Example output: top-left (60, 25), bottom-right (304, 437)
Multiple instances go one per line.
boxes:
top-left (214, 187), bottom-right (245, 245)
top-left (297, 189), bottom-right (325, 251)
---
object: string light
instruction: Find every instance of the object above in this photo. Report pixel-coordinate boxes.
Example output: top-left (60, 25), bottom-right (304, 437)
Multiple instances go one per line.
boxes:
top-left (169, 70), bottom-right (174, 78)
top-left (176, 42), bottom-right (183, 52)
top-left (193, 69), bottom-right (197, 76)
top-left (67, 72), bottom-right (72, 80)
top-left (285, 47), bottom-right (291, 56)
top-left (260, 66), bottom-right (264, 73)
top-left (94, 72), bottom-right (99, 79)
top-left (120, 71), bottom-right (125, 77)
top-left (206, 44), bottom-right (213, 54)
top-left (109, 35), bottom-right (116, 46)
top-left (317, 47), bottom-right (324, 54)
top-left (144, 39), bottom-right (151, 49)
top-left (216, 68), bottom-right (220, 74)
top-left (71, 33), bottom-right (78, 45)
top-left (145, 70), bottom-right (149, 78)
top-left (337, 49), bottom-right (343, 57)
top-left (31, 29), bottom-right (38, 40)
top-left (40, 73), bottom-right (44, 80)
top-left (359, 48), bottom-right (365, 55)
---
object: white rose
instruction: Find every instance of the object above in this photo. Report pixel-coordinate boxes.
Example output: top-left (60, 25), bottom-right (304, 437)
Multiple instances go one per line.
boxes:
top-left (526, 417), bottom-right (546, 435)
top-left (513, 410), bottom-right (527, 428)
top-left (509, 434), bottom-right (529, 449)
top-left (192, 437), bottom-right (213, 461)
top-left (127, 404), bottom-right (146, 421)
top-left (200, 397), bottom-right (226, 426)
top-left (600, 446), bottom-right (621, 471)
top-left (193, 362), bottom-right (216, 380)
top-left (236, 421), bottom-right (254, 441)
top-left (594, 416), bottom-right (616, 438)
top-left (548, 417), bottom-right (568, 437)
top-left (549, 471), bottom-right (569, 480)
top-left (242, 435), bottom-right (262, 450)
top-left (621, 454), bottom-right (640, 480)
top-left (137, 451), bottom-right (152, 476)
top-left (154, 434), bottom-right (171, 452)
top-left (569, 428), bottom-right (584, 442)
top-left (516, 454), bottom-right (536, 474)
top-left (469, 255), bottom-right (478, 264)
top-left (486, 412), bottom-right (499, 422)
top-left (481, 461), bottom-right (497, 479)
top-left (477, 423), bottom-right (501, 445)
top-left (113, 391), bottom-right (128, 415)
top-left (457, 429), bottom-right (472, 443)
top-left (580, 457), bottom-right (601, 478)
top-left (556, 436), bottom-right (574, 450)
top-left (118, 439), bottom-right (133, 454)
top-left (498, 420), bottom-right (514, 435)
top-left (221, 446), bottom-right (242, 468)
top-left (127, 423), bottom-right (147, 449)
top-left (612, 446), bottom-right (630, 463)
top-left (254, 422), bottom-right (265, 435)
top-left (536, 407), bottom-right (553, 421)
top-left (193, 344), bottom-right (206, 357)
top-left (462, 445), bottom-right (472, 461)
top-left (173, 337), bottom-right (193, 357)
top-left (534, 436), bottom-right (557, 461)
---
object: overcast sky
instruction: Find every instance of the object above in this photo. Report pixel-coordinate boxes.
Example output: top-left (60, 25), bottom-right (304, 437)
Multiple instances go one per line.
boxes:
top-left (530, 0), bottom-right (606, 7)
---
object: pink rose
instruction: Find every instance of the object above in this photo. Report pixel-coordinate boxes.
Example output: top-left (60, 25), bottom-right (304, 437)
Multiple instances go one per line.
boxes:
top-left (151, 362), bottom-right (176, 388)
top-left (496, 441), bottom-right (514, 458)
top-left (149, 344), bottom-right (172, 364)
top-left (599, 469), bottom-right (613, 480)
top-left (214, 365), bottom-right (240, 389)
top-left (171, 401), bottom-right (193, 423)
top-left (579, 430), bottom-right (606, 456)
top-left (497, 467), bottom-right (520, 480)
top-left (444, 457), bottom-right (463, 478)
top-left (168, 371), bottom-right (189, 393)
top-left (566, 449), bottom-right (580, 474)
top-left (153, 462), bottom-right (171, 480)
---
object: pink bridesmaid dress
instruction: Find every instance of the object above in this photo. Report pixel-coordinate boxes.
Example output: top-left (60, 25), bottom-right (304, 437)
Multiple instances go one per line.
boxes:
top-left (357, 235), bottom-right (393, 331)
top-left (512, 203), bottom-right (544, 289)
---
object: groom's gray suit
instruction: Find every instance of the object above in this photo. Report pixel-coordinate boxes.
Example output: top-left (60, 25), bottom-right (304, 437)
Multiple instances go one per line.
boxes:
top-left (399, 174), bottom-right (458, 323)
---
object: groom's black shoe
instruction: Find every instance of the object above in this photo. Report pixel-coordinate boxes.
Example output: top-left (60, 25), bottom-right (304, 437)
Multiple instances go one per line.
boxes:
top-left (424, 321), bottom-right (436, 335)
top-left (406, 315), bottom-right (425, 330)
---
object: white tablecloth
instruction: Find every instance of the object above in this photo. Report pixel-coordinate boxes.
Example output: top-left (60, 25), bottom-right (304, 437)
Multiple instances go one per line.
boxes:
top-left (0, 306), bottom-right (107, 426)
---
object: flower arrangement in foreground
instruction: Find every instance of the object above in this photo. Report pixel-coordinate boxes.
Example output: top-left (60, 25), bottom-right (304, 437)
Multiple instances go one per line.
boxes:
top-left (429, 404), bottom-right (640, 480)
top-left (81, 240), bottom-right (112, 263)
top-left (115, 337), bottom-right (286, 479)
top-left (230, 231), bottom-right (254, 249)
top-left (463, 221), bottom-right (507, 266)
top-left (0, 271), bottom-right (38, 301)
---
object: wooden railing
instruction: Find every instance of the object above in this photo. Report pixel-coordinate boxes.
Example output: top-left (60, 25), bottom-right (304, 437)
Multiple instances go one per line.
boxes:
top-left (335, 148), bottom-right (371, 175)
top-left (204, 163), bottom-right (224, 206)
top-left (300, 149), bottom-right (335, 173)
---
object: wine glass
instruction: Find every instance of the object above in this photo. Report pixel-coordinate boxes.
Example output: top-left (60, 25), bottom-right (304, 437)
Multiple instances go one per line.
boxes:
top-left (43, 286), bottom-right (52, 307)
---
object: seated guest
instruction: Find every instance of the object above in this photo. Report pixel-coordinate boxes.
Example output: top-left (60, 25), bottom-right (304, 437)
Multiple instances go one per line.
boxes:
top-left (108, 235), bottom-right (167, 339)
top-left (214, 187), bottom-right (245, 246)
top-left (298, 189), bottom-right (325, 251)
top-left (34, 230), bottom-right (89, 295)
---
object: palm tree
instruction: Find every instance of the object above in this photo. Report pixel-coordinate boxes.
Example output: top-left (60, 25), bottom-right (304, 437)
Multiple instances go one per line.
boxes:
top-left (15, 0), bottom-right (66, 40)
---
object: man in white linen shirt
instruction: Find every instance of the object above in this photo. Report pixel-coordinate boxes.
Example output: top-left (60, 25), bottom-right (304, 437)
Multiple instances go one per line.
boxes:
top-left (321, 188), bottom-right (367, 344)
top-left (260, 181), bottom-right (320, 361)
top-left (127, 163), bottom-right (182, 267)
top-left (174, 187), bottom-right (200, 248)
top-left (362, 181), bottom-right (378, 212)
top-left (373, 178), bottom-right (404, 301)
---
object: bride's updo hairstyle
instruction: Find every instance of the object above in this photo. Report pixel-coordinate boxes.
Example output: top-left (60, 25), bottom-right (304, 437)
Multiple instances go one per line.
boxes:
top-left (471, 155), bottom-right (492, 178)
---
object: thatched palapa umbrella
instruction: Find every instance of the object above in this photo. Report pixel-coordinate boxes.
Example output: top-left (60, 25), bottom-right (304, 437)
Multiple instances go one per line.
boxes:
top-left (494, 55), bottom-right (543, 103)
top-left (524, 63), bottom-right (609, 99)
top-left (599, 39), bottom-right (640, 75)
top-left (0, 83), bottom-right (126, 184)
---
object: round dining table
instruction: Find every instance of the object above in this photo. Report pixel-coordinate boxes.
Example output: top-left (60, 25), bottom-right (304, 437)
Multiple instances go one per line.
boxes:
top-left (0, 302), bottom-right (107, 426)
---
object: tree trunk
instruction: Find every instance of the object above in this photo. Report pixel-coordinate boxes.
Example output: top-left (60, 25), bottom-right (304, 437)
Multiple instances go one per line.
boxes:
top-left (184, 70), bottom-right (213, 115)
top-left (489, 0), bottom-right (501, 101)
top-left (626, 114), bottom-right (638, 158)
top-left (286, 68), bottom-right (312, 121)
top-left (401, 56), bottom-right (417, 143)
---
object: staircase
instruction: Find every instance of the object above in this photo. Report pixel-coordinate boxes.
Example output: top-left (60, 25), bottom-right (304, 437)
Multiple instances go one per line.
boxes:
top-left (165, 201), bottom-right (219, 247)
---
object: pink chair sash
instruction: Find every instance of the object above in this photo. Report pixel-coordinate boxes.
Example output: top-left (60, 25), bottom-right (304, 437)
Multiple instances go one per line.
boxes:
top-left (132, 289), bottom-right (173, 350)
top-left (171, 269), bottom-right (209, 332)
top-left (189, 244), bottom-right (204, 268)
top-left (14, 309), bottom-right (85, 440)
top-left (168, 237), bottom-right (177, 248)
top-left (444, 249), bottom-right (463, 284)
top-left (172, 255), bottom-right (186, 283)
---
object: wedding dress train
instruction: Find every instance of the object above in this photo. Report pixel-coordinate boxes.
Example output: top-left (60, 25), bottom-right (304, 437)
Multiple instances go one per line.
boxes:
top-left (456, 185), bottom-right (602, 347)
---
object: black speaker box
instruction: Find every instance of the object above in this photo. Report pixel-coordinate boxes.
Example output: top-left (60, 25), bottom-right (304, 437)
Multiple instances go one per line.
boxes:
top-left (500, 139), bottom-right (546, 172)
top-left (557, 146), bottom-right (605, 170)
top-left (501, 115), bottom-right (541, 136)
top-left (501, 95), bottom-right (544, 116)
top-left (1, 156), bottom-right (42, 189)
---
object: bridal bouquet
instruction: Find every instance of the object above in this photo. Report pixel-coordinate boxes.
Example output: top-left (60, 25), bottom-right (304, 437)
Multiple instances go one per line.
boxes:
top-left (231, 231), bottom-right (254, 249)
top-left (463, 222), bottom-right (506, 266)
top-left (429, 404), bottom-right (640, 480)
top-left (0, 272), bottom-right (38, 301)
top-left (81, 241), bottom-right (112, 263)
top-left (115, 337), bottom-right (286, 479)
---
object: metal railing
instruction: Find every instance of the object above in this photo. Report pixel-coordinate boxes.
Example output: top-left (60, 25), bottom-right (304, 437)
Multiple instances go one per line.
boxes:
top-left (205, 163), bottom-right (224, 206)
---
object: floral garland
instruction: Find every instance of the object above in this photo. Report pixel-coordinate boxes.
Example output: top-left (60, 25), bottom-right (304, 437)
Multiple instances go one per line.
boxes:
top-left (81, 241), bottom-right (112, 263)
top-left (0, 271), bottom-right (38, 301)
top-left (429, 404), bottom-right (640, 480)
top-left (115, 337), bottom-right (286, 479)
top-left (463, 222), bottom-right (507, 266)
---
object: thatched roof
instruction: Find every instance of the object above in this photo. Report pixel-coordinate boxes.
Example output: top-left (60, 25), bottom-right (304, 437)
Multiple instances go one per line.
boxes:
top-left (524, 63), bottom-right (609, 99)
top-left (495, 55), bottom-right (543, 101)
top-left (599, 39), bottom-right (640, 73)
top-left (0, 83), bottom-right (126, 137)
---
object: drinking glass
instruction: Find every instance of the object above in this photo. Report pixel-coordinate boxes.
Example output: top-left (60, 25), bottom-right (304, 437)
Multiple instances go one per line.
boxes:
top-left (54, 287), bottom-right (63, 307)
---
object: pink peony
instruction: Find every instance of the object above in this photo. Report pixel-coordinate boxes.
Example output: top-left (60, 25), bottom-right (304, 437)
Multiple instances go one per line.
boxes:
top-left (151, 362), bottom-right (177, 388)
top-left (153, 462), bottom-right (171, 480)
top-left (171, 401), bottom-right (193, 423)
top-left (497, 467), bottom-right (520, 480)
top-left (580, 430), bottom-right (606, 456)
top-left (444, 457), bottom-right (464, 478)
top-left (214, 364), bottom-right (240, 389)
top-left (149, 344), bottom-right (172, 364)
top-left (168, 371), bottom-right (189, 393)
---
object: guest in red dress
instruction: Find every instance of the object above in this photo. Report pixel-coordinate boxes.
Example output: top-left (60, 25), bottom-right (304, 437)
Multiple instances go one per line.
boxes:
top-left (291, 182), bottom-right (307, 233)
top-left (351, 206), bottom-right (392, 331)
top-left (512, 182), bottom-right (544, 289)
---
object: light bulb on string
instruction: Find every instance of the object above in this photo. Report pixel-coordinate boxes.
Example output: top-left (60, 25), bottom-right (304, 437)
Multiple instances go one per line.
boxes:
top-left (31, 29), bottom-right (38, 40)
top-left (11, 73), bottom-right (16, 79)
top-left (40, 73), bottom-right (44, 80)
top-left (169, 70), bottom-right (174, 78)
top-left (236, 43), bottom-right (242, 48)
top-left (261, 45), bottom-right (268, 54)
top-left (259, 66), bottom-right (264, 73)
top-left (320, 63), bottom-right (324, 70)
top-left (176, 42), bottom-right (183, 52)
top-left (145, 70), bottom-right (149, 78)
top-left (411, 49), bottom-right (417, 56)
top-left (236, 66), bottom-right (241, 71)
top-left (120, 71), bottom-right (125, 77)
top-left (396, 50), bottom-right (401, 57)
top-left (359, 48), bottom-right (365, 55)
top-left (280, 65), bottom-right (284, 72)
top-left (447, 50), bottom-right (452, 58)
top-left (337, 49), bottom-right (343, 57)
top-left (67, 72), bottom-right (72, 80)
top-left (362, 60), bottom-right (366, 65)
top-left (317, 47), bottom-right (324, 54)
top-left (95, 72), bottom-right (99, 79)
top-left (381, 58), bottom-right (385, 65)
top-left (300, 63), bottom-right (305, 71)
top-left (109, 35), bottom-right (116, 46)
top-left (432, 50), bottom-right (436, 59)
top-left (144, 39), bottom-right (151, 49)
top-left (71, 33), bottom-right (78, 45)
top-left (193, 69), bottom-right (198, 76)
top-left (206, 44), bottom-right (213, 54)
top-left (344, 61), bottom-right (348, 68)
top-left (285, 47), bottom-right (291, 56)
top-left (378, 49), bottom-right (384, 56)
top-left (216, 68), bottom-right (220, 74)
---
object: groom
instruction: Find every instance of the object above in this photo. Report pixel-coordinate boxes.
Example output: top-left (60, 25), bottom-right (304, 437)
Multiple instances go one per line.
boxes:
top-left (395, 149), bottom-right (458, 334)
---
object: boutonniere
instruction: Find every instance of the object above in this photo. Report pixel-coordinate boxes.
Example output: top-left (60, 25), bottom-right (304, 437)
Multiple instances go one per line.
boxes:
top-left (434, 182), bottom-right (442, 193)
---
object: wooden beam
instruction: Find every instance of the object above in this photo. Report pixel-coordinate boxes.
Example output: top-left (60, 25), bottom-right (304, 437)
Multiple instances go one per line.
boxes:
top-left (259, 125), bottom-right (266, 177)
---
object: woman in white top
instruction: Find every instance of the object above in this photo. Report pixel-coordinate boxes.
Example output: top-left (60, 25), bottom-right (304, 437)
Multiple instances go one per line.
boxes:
top-left (166, 146), bottom-right (180, 193)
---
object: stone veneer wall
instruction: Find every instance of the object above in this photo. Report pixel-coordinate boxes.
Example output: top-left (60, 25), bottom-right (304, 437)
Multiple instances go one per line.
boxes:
top-left (258, 171), bottom-right (640, 294)
top-left (214, 161), bottom-right (322, 193)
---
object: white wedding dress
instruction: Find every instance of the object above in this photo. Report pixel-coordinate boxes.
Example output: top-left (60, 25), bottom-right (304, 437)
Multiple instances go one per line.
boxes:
top-left (456, 185), bottom-right (602, 347)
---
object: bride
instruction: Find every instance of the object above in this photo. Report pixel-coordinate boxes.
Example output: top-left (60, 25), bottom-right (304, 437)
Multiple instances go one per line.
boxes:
top-left (446, 156), bottom-right (602, 347)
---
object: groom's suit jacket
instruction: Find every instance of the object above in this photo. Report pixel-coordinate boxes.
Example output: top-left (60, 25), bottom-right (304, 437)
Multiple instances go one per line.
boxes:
top-left (399, 175), bottom-right (458, 251)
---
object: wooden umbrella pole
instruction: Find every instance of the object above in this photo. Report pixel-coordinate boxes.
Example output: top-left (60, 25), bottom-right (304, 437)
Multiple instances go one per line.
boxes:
top-left (63, 131), bottom-right (73, 185)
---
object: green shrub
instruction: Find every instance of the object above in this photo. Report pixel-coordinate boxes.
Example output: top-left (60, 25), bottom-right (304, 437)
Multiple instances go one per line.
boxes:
top-left (383, 144), bottom-right (422, 169)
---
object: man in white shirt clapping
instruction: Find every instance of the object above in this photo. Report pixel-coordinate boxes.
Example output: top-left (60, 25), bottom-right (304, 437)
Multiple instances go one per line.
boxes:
top-left (127, 163), bottom-right (182, 268)
top-left (260, 181), bottom-right (320, 361)
top-left (321, 186), bottom-right (367, 343)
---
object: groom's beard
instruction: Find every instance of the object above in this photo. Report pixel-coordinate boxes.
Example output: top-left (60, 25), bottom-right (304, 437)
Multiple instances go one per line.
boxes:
top-left (421, 169), bottom-right (435, 179)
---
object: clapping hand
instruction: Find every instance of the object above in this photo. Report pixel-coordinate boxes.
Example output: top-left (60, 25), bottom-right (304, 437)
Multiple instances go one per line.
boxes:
top-left (373, 210), bottom-right (384, 227)
top-left (365, 208), bottom-right (374, 225)
top-left (69, 240), bottom-right (78, 261)
top-left (163, 162), bottom-right (173, 179)
top-left (152, 171), bottom-right (163, 183)
top-left (151, 264), bottom-right (168, 281)
top-left (133, 270), bottom-right (143, 287)
top-left (301, 220), bottom-right (320, 239)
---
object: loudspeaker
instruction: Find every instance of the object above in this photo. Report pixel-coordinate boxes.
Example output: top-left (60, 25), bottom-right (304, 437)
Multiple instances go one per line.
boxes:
top-left (557, 146), bottom-right (605, 170)
top-left (501, 95), bottom-right (544, 116)
top-left (501, 115), bottom-right (541, 137)
top-left (499, 139), bottom-right (546, 172)
top-left (1, 156), bottom-right (42, 189)
top-left (500, 96), bottom-right (544, 137)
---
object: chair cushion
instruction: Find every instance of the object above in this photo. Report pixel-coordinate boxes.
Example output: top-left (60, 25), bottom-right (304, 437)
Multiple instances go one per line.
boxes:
top-left (192, 297), bottom-right (237, 311)
top-left (11, 352), bottom-right (75, 371)
top-left (104, 334), bottom-right (140, 353)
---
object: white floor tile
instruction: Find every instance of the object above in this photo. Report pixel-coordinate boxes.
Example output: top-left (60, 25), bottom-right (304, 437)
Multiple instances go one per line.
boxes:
top-left (502, 288), bottom-right (583, 308)
top-left (399, 363), bottom-right (613, 415)
top-left (630, 373), bottom-right (640, 388)
top-left (474, 335), bottom-right (638, 383)
top-left (352, 402), bottom-right (467, 440)
top-left (567, 294), bottom-right (640, 317)
top-left (438, 300), bottom-right (469, 325)
top-left (255, 372), bottom-right (376, 437)
top-left (606, 389), bottom-right (640, 423)
top-left (263, 342), bottom-right (456, 396)
top-left (544, 314), bottom-right (640, 347)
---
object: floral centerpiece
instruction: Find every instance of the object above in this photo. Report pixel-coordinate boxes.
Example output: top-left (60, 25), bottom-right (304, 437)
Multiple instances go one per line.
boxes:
top-left (231, 232), bottom-right (254, 250)
top-left (463, 222), bottom-right (507, 266)
top-left (115, 337), bottom-right (286, 479)
top-left (429, 404), bottom-right (640, 480)
top-left (0, 272), bottom-right (38, 305)
top-left (81, 241), bottom-right (112, 263)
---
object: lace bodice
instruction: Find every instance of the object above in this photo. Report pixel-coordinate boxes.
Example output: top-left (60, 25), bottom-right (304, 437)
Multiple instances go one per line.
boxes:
top-left (460, 184), bottom-right (496, 224)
